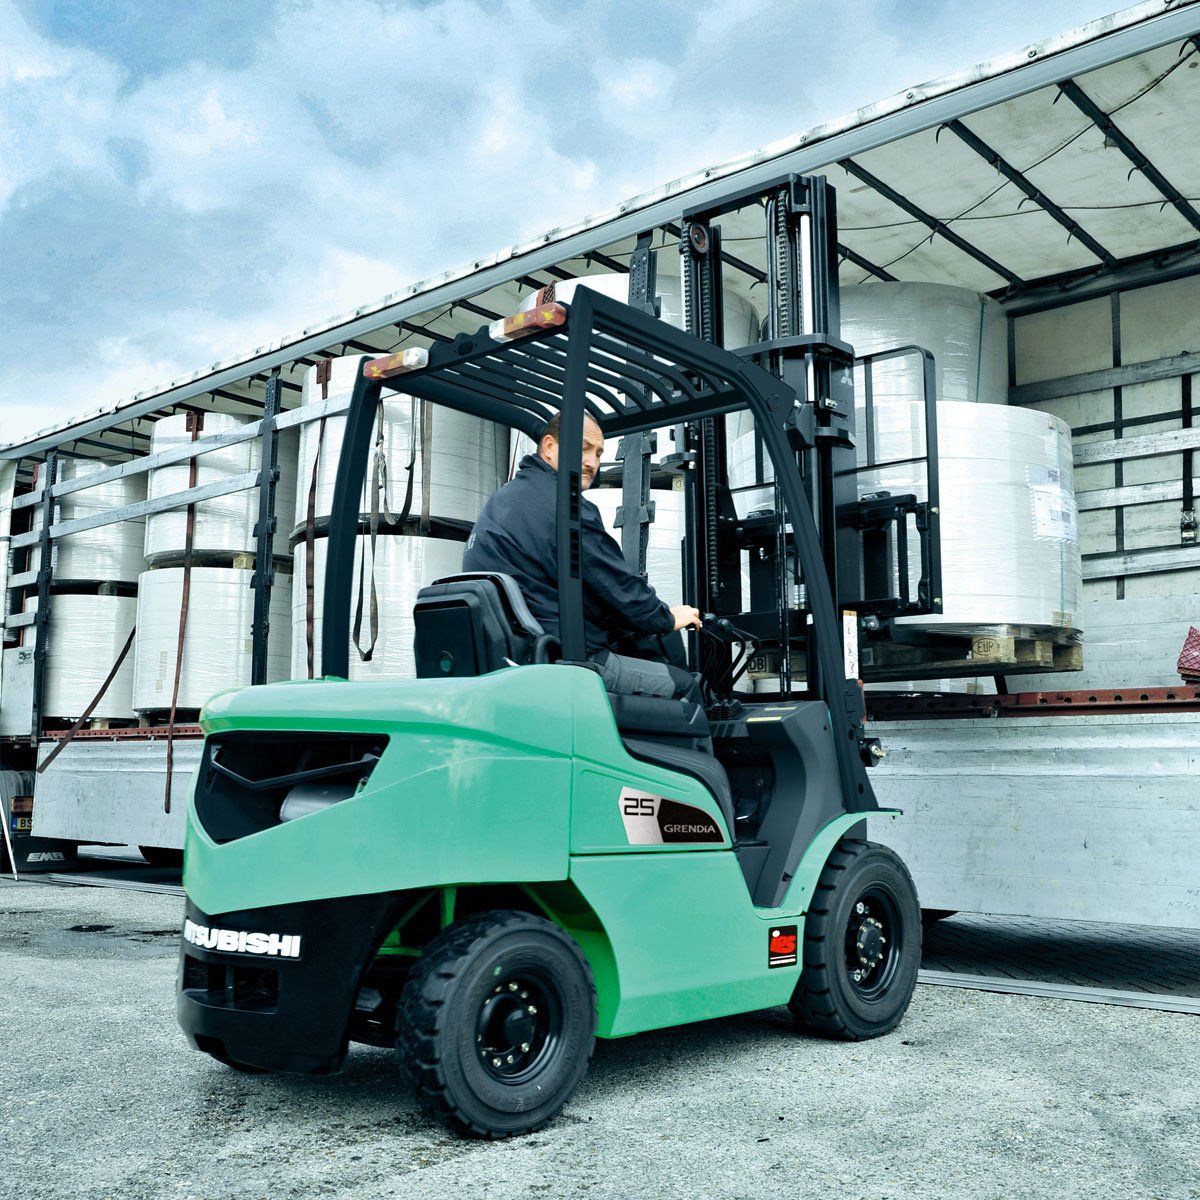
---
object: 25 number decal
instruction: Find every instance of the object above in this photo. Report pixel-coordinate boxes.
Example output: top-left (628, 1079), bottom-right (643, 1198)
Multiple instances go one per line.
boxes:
top-left (622, 796), bottom-right (655, 817)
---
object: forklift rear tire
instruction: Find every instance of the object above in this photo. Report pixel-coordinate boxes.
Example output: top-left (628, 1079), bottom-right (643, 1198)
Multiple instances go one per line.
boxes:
top-left (789, 839), bottom-right (920, 1041)
top-left (396, 910), bottom-right (596, 1138)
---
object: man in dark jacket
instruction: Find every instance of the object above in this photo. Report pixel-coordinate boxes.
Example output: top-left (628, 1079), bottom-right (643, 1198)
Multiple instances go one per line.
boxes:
top-left (462, 411), bottom-right (702, 697)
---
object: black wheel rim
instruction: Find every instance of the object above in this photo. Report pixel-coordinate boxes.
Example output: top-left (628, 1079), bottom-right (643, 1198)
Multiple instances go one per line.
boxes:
top-left (475, 968), bottom-right (562, 1083)
top-left (843, 884), bottom-right (903, 1001)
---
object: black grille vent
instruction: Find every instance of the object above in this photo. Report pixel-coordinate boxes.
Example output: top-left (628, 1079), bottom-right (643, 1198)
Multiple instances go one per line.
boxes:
top-left (195, 732), bottom-right (387, 843)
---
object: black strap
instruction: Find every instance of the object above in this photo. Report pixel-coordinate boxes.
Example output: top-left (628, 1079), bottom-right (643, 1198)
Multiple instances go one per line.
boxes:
top-left (315, 357), bottom-right (332, 400)
top-left (396, 395), bottom-right (418, 525)
top-left (164, 412), bottom-right (202, 813)
top-left (419, 399), bottom-right (432, 535)
top-left (305, 418), bottom-right (327, 677)
top-left (352, 400), bottom-right (406, 661)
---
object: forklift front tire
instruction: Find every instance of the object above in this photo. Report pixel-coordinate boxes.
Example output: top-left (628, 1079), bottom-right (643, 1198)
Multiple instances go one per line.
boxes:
top-left (789, 839), bottom-right (920, 1041)
top-left (396, 909), bottom-right (596, 1138)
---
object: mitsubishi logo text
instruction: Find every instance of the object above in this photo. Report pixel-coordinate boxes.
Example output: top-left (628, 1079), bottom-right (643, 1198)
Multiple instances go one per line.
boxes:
top-left (183, 918), bottom-right (302, 959)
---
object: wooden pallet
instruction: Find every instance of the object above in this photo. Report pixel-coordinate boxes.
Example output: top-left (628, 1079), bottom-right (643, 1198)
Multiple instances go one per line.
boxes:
top-left (136, 709), bottom-right (203, 728)
top-left (861, 629), bottom-right (1083, 683)
top-left (143, 551), bottom-right (293, 573)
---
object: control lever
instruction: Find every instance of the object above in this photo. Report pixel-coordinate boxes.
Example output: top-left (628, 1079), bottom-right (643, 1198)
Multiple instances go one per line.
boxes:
top-left (702, 614), bottom-right (752, 640)
top-left (700, 615), bottom-right (759, 692)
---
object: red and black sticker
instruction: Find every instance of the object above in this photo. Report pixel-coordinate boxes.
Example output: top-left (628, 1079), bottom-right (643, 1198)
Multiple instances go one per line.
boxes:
top-left (768, 925), bottom-right (798, 969)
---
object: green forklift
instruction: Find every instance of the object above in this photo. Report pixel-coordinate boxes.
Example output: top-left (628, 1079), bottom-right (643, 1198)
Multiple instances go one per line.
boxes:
top-left (178, 176), bottom-right (941, 1137)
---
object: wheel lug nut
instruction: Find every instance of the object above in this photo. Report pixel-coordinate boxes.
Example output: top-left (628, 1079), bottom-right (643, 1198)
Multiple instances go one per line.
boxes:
top-left (506, 1055), bottom-right (514, 1064)
top-left (855, 902), bottom-right (866, 914)
top-left (492, 1058), bottom-right (502, 1067)
top-left (521, 1042), bottom-right (530, 1052)
top-left (528, 1005), bottom-right (537, 1015)
top-left (509, 982), bottom-right (518, 991)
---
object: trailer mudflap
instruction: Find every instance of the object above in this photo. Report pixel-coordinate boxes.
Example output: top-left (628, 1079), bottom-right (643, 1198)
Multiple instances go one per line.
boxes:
top-left (176, 892), bottom-right (396, 1074)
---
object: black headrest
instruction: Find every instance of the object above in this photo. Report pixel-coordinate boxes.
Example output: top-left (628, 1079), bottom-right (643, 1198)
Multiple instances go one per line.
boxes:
top-left (431, 573), bottom-right (545, 639)
top-left (413, 572), bottom-right (555, 679)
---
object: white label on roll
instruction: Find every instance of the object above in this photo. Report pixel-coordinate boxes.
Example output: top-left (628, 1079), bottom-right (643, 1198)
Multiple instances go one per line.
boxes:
top-left (1028, 465), bottom-right (1064, 489)
top-left (1029, 486), bottom-right (1078, 543)
top-left (843, 609), bottom-right (860, 680)
top-left (1027, 465), bottom-right (1077, 543)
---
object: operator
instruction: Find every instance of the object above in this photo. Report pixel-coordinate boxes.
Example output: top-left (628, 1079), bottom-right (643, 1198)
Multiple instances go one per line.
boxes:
top-left (462, 410), bottom-right (702, 699)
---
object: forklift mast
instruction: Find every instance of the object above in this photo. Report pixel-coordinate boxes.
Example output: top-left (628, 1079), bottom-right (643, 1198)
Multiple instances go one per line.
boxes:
top-left (676, 175), bottom-right (861, 698)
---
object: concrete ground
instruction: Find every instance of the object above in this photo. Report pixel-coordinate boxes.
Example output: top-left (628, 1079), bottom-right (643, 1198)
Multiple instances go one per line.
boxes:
top-left (1, 881), bottom-right (1196, 1200)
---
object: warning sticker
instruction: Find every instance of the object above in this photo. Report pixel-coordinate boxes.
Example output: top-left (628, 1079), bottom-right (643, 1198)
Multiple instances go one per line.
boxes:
top-left (768, 925), bottom-right (798, 969)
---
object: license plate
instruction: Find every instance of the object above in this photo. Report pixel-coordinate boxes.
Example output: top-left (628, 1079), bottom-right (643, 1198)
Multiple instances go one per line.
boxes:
top-left (13, 817), bottom-right (32, 832)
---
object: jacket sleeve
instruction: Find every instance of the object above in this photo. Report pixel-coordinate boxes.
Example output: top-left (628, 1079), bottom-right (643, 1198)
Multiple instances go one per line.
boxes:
top-left (580, 502), bottom-right (676, 636)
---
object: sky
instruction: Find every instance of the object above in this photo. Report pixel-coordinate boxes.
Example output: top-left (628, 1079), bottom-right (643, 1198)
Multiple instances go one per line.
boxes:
top-left (0, 0), bottom-right (1132, 445)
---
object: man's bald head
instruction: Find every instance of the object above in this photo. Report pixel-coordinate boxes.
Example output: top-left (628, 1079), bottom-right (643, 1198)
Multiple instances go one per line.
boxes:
top-left (538, 411), bottom-right (604, 490)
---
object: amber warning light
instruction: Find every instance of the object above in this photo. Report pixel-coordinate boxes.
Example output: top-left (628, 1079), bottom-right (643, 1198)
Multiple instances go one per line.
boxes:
top-left (488, 302), bottom-right (567, 343)
top-left (362, 346), bottom-right (429, 380)
top-left (362, 302), bottom-right (568, 381)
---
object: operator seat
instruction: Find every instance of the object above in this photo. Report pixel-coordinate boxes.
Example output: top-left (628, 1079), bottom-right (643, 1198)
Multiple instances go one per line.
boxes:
top-left (413, 572), bottom-right (558, 677)
top-left (412, 573), bottom-right (735, 838)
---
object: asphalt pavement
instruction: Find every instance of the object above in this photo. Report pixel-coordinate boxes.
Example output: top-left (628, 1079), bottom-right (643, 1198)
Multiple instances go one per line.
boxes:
top-left (1, 880), bottom-right (1196, 1200)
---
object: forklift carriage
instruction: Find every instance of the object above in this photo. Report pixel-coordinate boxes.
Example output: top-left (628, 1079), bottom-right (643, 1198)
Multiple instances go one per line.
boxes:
top-left (177, 175), bottom-right (927, 1138)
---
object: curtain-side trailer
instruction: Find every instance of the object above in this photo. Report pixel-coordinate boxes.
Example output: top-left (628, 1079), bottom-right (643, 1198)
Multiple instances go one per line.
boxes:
top-left (2, 1), bottom-right (1198, 928)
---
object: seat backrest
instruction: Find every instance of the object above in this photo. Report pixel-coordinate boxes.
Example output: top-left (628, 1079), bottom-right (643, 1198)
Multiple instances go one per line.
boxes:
top-left (413, 573), bottom-right (553, 679)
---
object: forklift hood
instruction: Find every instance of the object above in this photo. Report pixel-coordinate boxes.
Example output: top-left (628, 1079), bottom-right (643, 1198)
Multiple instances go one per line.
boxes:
top-left (183, 665), bottom-right (591, 915)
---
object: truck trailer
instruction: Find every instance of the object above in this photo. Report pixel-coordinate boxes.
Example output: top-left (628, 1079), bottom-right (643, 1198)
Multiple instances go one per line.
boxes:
top-left (1, 0), bottom-right (1198, 931)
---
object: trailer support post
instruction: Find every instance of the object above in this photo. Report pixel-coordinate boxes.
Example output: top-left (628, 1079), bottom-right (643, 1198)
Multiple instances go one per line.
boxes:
top-left (29, 453), bottom-right (58, 744)
top-left (250, 373), bottom-right (282, 686)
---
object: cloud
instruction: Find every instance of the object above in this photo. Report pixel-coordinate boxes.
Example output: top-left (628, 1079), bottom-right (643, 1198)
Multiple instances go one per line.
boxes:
top-left (0, 0), bottom-right (1121, 445)
top-left (11, 0), bottom-right (276, 82)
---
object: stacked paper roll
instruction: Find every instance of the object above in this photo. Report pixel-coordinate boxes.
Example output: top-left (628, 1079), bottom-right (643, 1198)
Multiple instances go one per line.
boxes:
top-left (864, 401), bottom-right (1081, 632)
top-left (143, 413), bottom-right (298, 562)
top-left (293, 358), bottom-right (507, 532)
top-left (30, 459), bottom-right (147, 583)
top-left (43, 595), bottom-right (137, 719)
top-left (842, 282), bottom-right (1007, 407)
top-left (292, 534), bottom-right (465, 681)
top-left (133, 567), bottom-right (290, 711)
top-left (729, 282), bottom-right (1007, 513)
